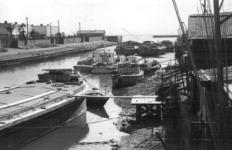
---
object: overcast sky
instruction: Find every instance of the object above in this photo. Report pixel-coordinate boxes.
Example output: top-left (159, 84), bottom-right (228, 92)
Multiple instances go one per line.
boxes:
top-left (0, 0), bottom-right (231, 35)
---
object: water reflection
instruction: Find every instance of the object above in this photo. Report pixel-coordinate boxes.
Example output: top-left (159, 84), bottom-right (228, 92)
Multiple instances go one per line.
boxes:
top-left (0, 51), bottom-right (93, 89)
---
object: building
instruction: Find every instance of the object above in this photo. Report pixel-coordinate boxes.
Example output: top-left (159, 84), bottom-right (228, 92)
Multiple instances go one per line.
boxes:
top-left (12, 24), bottom-right (59, 39)
top-left (30, 24), bottom-right (59, 39)
top-left (46, 25), bottom-right (59, 37)
top-left (187, 12), bottom-right (232, 69)
top-left (0, 21), bottom-right (11, 48)
top-left (105, 35), bottom-right (123, 43)
top-left (77, 30), bottom-right (105, 42)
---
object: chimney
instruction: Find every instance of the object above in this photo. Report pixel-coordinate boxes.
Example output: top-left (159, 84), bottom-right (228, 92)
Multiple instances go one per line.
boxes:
top-left (40, 24), bottom-right (43, 26)
top-left (4, 21), bottom-right (7, 24)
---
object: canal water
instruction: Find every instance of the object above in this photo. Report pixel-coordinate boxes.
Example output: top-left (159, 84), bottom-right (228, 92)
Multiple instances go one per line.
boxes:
top-left (0, 45), bottom-right (175, 150)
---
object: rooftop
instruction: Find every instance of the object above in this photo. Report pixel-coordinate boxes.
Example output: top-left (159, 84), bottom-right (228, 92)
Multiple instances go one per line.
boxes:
top-left (77, 30), bottom-right (105, 35)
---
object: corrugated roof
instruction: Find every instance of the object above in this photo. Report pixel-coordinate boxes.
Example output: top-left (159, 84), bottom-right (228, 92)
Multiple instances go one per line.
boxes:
top-left (188, 12), bottom-right (232, 39)
top-left (77, 30), bottom-right (105, 35)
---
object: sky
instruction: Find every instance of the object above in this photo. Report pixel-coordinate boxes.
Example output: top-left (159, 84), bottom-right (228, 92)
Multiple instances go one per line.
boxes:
top-left (0, 0), bottom-right (231, 35)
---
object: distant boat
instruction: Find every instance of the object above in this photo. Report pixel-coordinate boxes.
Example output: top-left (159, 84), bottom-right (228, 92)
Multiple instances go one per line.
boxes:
top-left (114, 41), bottom-right (140, 56)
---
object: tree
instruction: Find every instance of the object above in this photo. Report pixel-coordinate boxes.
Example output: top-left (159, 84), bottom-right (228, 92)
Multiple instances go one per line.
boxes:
top-left (29, 29), bottom-right (36, 40)
top-left (18, 23), bottom-right (26, 40)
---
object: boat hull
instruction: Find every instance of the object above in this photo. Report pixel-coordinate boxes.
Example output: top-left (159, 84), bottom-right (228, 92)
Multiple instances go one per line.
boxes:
top-left (74, 65), bottom-right (117, 74)
top-left (0, 97), bottom-right (86, 150)
top-left (73, 65), bottom-right (93, 73)
top-left (112, 71), bottom-right (144, 88)
top-left (86, 97), bottom-right (109, 106)
top-left (91, 66), bottom-right (116, 74)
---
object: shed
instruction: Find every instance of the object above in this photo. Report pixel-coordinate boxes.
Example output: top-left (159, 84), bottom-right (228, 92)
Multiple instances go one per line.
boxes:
top-left (188, 13), bottom-right (232, 69)
top-left (77, 30), bottom-right (105, 42)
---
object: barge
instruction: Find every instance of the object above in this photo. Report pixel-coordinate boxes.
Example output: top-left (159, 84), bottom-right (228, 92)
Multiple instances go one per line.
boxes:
top-left (0, 69), bottom-right (88, 150)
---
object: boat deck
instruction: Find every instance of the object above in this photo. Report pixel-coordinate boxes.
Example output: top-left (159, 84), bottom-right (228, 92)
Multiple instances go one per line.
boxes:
top-left (0, 82), bottom-right (84, 123)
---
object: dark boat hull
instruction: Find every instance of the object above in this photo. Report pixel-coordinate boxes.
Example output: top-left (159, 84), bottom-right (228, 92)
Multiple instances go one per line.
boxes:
top-left (112, 73), bottom-right (144, 88)
top-left (86, 97), bottom-right (109, 106)
top-left (0, 97), bottom-right (86, 150)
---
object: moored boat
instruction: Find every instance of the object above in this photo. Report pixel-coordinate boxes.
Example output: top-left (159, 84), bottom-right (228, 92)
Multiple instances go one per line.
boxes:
top-left (140, 59), bottom-right (161, 74)
top-left (74, 49), bottom-right (118, 74)
top-left (112, 63), bottom-right (144, 88)
top-left (119, 55), bottom-right (161, 74)
top-left (85, 89), bottom-right (110, 106)
top-left (0, 68), bottom-right (88, 149)
top-left (114, 41), bottom-right (140, 56)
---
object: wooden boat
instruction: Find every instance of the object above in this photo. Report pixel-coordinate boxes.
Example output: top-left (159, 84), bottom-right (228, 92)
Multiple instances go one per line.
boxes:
top-left (0, 68), bottom-right (88, 149)
top-left (114, 41), bottom-right (140, 56)
top-left (85, 89), bottom-right (110, 106)
top-left (140, 59), bottom-right (161, 74)
top-left (119, 55), bottom-right (161, 74)
top-left (74, 49), bottom-right (117, 74)
top-left (112, 63), bottom-right (144, 88)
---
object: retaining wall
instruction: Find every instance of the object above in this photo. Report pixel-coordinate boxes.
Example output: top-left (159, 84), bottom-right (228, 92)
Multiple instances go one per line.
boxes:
top-left (18, 39), bottom-right (51, 48)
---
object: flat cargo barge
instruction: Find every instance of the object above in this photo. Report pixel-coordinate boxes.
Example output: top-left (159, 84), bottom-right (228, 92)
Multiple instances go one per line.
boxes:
top-left (0, 41), bottom-right (116, 67)
top-left (0, 77), bottom-right (88, 149)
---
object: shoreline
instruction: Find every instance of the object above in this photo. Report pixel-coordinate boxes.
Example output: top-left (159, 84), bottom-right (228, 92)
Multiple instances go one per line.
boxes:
top-left (113, 75), bottom-right (165, 150)
top-left (0, 41), bottom-right (116, 67)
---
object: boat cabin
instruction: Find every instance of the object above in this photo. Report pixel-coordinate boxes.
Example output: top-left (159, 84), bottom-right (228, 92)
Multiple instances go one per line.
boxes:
top-left (93, 49), bottom-right (116, 65)
top-left (119, 55), bottom-right (144, 64)
top-left (38, 68), bottom-right (81, 83)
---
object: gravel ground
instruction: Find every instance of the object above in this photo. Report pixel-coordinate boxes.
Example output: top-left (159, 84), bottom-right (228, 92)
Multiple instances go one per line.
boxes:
top-left (113, 75), bottom-right (165, 150)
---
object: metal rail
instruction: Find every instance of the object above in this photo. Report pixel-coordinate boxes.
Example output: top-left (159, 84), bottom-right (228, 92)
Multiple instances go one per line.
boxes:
top-left (75, 95), bottom-right (158, 99)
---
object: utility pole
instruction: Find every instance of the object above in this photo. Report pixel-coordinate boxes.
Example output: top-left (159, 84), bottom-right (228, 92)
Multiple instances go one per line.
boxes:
top-left (58, 20), bottom-right (60, 33)
top-left (26, 17), bottom-right (29, 45)
top-left (79, 22), bottom-right (81, 32)
top-left (50, 23), bottom-right (52, 37)
top-left (79, 22), bottom-right (83, 42)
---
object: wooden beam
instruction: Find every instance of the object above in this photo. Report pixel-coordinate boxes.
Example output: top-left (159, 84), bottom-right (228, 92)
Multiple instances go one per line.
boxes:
top-left (220, 13), bottom-right (232, 24)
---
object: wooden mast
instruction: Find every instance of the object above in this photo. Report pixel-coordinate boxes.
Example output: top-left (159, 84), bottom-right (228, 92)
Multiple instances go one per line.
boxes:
top-left (213, 0), bottom-right (223, 87)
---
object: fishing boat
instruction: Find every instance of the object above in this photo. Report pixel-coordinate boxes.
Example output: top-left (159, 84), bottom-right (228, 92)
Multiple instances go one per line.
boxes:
top-left (0, 68), bottom-right (88, 149)
top-left (112, 63), bottom-right (144, 88)
top-left (114, 41), bottom-right (140, 56)
top-left (140, 59), bottom-right (161, 74)
top-left (137, 42), bottom-right (166, 56)
top-left (74, 49), bottom-right (117, 74)
top-left (119, 55), bottom-right (161, 74)
top-left (85, 88), bottom-right (110, 106)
